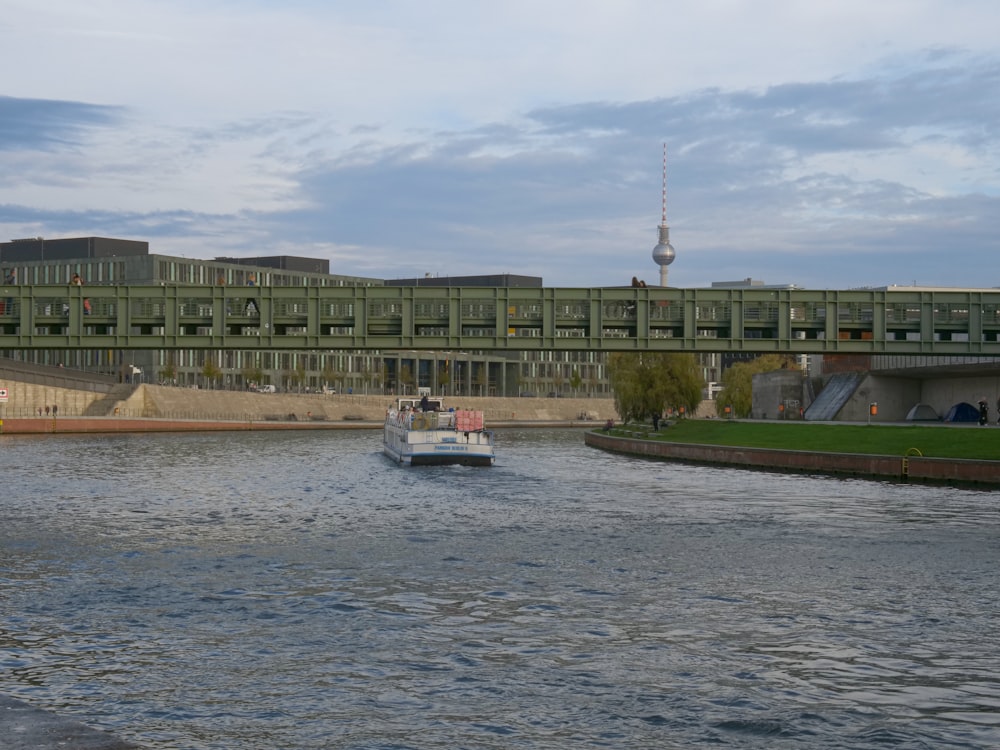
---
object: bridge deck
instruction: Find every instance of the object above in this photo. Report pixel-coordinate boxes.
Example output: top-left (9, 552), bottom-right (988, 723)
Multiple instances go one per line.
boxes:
top-left (0, 284), bottom-right (998, 353)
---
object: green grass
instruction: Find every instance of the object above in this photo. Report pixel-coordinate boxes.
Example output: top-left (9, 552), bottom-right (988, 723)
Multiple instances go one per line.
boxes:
top-left (608, 420), bottom-right (1000, 461)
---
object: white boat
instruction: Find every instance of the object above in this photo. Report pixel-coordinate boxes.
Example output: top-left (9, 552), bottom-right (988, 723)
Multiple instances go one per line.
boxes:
top-left (383, 397), bottom-right (495, 466)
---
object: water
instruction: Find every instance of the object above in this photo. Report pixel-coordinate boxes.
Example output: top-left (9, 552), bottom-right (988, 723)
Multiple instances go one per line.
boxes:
top-left (1, 428), bottom-right (998, 749)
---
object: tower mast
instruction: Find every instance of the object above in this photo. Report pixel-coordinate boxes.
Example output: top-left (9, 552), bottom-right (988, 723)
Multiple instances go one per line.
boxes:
top-left (651, 143), bottom-right (676, 286)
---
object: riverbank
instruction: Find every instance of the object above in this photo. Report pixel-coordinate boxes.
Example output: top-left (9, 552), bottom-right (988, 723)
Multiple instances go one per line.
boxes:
top-left (584, 427), bottom-right (1000, 487)
top-left (0, 377), bottom-right (622, 423)
top-left (0, 415), bottom-right (598, 435)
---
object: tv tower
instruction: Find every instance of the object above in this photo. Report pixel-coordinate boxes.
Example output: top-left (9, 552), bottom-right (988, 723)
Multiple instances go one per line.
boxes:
top-left (651, 143), bottom-right (675, 286)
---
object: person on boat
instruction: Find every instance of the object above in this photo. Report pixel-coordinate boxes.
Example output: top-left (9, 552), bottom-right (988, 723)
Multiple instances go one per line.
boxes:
top-left (420, 394), bottom-right (429, 412)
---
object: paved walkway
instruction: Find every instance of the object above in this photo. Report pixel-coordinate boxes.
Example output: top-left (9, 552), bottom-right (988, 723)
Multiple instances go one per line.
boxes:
top-left (0, 696), bottom-right (139, 749)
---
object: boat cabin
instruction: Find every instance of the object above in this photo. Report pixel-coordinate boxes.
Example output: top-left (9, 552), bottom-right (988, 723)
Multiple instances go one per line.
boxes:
top-left (396, 396), bottom-right (444, 412)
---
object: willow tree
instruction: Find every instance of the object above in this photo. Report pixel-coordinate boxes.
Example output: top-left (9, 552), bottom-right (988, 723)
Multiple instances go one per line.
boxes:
top-left (607, 352), bottom-right (704, 424)
top-left (715, 354), bottom-right (798, 418)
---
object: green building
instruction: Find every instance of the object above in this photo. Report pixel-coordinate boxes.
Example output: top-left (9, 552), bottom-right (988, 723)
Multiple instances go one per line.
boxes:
top-left (0, 237), bottom-right (612, 398)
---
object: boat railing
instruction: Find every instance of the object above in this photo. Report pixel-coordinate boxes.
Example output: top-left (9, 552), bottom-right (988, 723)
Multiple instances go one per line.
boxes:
top-left (386, 408), bottom-right (488, 432)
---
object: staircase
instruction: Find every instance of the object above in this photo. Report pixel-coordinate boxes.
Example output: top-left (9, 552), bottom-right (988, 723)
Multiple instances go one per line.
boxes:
top-left (804, 372), bottom-right (864, 421)
top-left (82, 383), bottom-right (140, 416)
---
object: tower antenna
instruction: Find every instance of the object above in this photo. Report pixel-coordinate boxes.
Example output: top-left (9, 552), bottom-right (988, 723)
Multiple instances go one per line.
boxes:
top-left (661, 143), bottom-right (668, 225)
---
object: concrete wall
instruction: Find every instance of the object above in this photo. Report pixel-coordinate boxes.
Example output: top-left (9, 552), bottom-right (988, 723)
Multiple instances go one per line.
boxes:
top-left (0, 378), bottom-right (104, 417)
top-left (128, 387), bottom-right (620, 423)
top-left (0, 379), bottom-right (620, 424)
top-left (751, 370), bottom-right (810, 419)
top-left (920, 374), bottom-right (1000, 418)
top-left (0, 359), bottom-right (119, 417)
top-left (840, 375), bottom-right (921, 422)
top-left (751, 369), bottom-right (1000, 423)
top-left (585, 430), bottom-right (1000, 486)
top-left (842, 374), bottom-right (1000, 422)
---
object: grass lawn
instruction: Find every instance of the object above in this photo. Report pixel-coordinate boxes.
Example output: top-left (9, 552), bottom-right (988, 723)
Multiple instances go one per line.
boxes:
top-left (607, 419), bottom-right (1000, 461)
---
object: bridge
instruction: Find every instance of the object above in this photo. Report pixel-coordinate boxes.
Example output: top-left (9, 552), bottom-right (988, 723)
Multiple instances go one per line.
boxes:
top-left (2, 284), bottom-right (1000, 354)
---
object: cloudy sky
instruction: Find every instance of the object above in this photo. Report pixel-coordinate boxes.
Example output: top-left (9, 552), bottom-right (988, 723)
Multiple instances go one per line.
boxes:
top-left (2, 1), bottom-right (998, 288)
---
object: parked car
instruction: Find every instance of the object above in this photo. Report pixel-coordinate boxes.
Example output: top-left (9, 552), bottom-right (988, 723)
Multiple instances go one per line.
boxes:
top-left (259, 384), bottom-right (277, 393)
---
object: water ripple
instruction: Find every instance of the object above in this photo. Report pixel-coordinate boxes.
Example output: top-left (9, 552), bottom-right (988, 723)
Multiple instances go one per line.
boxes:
top-left (1, 428), bottom-right (998, 748)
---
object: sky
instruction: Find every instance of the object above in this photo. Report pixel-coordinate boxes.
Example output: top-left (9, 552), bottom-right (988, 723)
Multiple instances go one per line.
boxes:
top-left (1, 1), bottom-right (999, 289)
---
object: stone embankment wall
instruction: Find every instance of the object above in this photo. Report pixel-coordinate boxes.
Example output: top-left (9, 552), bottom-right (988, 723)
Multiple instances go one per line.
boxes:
top-left (584, 430), bottom-right (1000, 486)
top-left (0, 373), bottom-right (622, 424)
top-left (124, 386), bottom-right (620, 423)
top-left (0, 365), bottom-right (716, 424)
top-left (0, 378), bottom-right (115, 417)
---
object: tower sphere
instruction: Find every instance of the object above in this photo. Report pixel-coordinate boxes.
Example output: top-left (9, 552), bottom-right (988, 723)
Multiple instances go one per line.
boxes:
top-left (652, 226), bottom-right (675, 266)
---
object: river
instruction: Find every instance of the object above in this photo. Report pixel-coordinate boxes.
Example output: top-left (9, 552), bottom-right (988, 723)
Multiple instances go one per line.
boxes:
top-left (1, 428), bottom-right (998, 749)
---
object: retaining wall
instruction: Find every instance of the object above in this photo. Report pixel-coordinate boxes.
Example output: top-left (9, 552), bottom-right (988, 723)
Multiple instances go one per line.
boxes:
top-left (584, 430), bottom-right (1000, 486)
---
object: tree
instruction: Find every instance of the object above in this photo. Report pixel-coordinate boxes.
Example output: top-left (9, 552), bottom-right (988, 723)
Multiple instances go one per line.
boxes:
top-left (552, 371), bottom-right (565, 395)
top-left (159, 360), bottom-right (177, 384)
top-left (715, 354), bottom-right (798, 418)
top-left (360, 364), bottom-right (376, 394)
top-left (289, 364), bottom-right (306, 393)
top-left (201, 359), bottom-right (222, 390)
top-left (437, 361), bottom-right (451, 394)
top-left (242, 365), bottom-right (264, 390)
top-left (321, 362), bottom-right (337, 391)
top-left (607, 352), bottom-right (703, 424)
top-left (399, 364), bottom-right (415, 394)
top-left (473, 365), bottom-right (488, 396)
top-left (569, 369), bottom-right (583, 395)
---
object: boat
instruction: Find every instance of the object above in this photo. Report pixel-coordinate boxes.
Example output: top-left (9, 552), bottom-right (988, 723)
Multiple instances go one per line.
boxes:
top-left (383, 397), bottom-right (495, 466)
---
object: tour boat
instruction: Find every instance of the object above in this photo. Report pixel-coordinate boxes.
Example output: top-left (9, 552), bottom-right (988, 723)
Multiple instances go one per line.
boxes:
top-left (383, 397), bottom-right (495, 467)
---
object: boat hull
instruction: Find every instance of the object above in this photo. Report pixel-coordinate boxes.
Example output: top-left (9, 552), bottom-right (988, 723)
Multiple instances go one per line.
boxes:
top-left (383, 409), bottom-right (495, 467)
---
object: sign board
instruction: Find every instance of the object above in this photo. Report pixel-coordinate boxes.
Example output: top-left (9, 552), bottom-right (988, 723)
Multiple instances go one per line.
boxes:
top-left (0, 387), bottom-right (7, 403)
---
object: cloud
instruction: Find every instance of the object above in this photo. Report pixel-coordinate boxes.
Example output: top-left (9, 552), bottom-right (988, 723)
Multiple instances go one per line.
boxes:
top-left (0, 95), bottom-right (122, 151)
top-left (1, 3), bottom-right (999, 289)
top-left (227, 50), bottom-right (997, 286)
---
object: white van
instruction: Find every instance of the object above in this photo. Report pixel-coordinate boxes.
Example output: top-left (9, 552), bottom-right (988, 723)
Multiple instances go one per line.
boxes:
top-left (259, 384), bottom-right (277, 393)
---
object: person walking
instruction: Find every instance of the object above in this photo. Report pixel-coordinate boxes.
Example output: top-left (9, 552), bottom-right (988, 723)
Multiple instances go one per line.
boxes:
top-left (245, 273), bottom-right (258, 315)
top-left (3, 268), bottom-right (14, 314)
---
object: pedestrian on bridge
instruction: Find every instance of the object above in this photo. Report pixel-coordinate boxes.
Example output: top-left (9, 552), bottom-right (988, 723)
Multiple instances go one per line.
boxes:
top-left (245, 273), bottom-right (259, 315)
